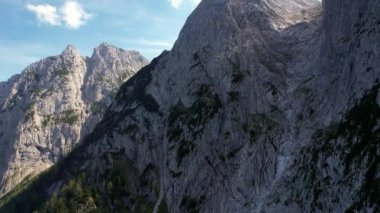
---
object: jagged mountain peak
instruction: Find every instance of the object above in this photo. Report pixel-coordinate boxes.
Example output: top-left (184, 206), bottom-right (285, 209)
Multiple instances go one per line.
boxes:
top-left (0, 0), bottom-right (379, 212)
top-left (0, 44), bottom-right (148, 198)
top-left (91, 42), bottom-right (122, 59)
top-left (90, 42), bottom-right (149, 72)
top-left (97, 42), bottom-right (114, 49)
top-left (94, 42), bottom-right (117, 52)
top-left (61, 44), bottom-right (81, 57)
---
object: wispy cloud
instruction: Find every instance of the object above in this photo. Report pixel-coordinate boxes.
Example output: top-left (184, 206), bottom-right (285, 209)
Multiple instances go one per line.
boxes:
top-left (26, 4), bottom-right (60, 26)
top-left (118, 37), bottom-right (176, 59)
top-left (167, 0), bottom-right (201, 9)
top-left (130, 38), bottom-right (174, 48)
top-left (168, 0), bottom-right (183, 9)
top-left (26, 1), bottom-right (92, 29)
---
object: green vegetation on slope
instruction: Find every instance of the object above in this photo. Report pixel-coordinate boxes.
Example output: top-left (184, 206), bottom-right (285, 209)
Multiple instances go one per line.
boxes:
top-left (0, 53), bottom-right (168, 213)
top-left (41, 109), bottom-right (80, 128)
top-left (288, 82), bottom-right (380, 212)
top-left (0, 152), bottom-right (164, 213)
top-left (167, 84), bottom-right (222, 166)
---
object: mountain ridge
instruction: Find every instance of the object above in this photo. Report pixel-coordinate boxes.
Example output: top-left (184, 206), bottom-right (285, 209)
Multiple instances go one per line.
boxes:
top-left (0, 43), bottom-right (148, 198)
top-left (1, 0), bottom-right (379, 212)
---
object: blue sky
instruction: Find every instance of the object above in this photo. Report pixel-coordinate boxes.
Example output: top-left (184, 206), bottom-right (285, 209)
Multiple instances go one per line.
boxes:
top-left (0, 0), bottom-right (200, 81)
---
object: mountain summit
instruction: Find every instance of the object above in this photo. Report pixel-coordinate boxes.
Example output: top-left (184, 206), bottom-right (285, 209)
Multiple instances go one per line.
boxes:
top-left (0, 43), bottom-right (148, 198)
top-left (61, 44), bottom-right (81, 57)
top-left (1, 0), bottom-right (379, 212)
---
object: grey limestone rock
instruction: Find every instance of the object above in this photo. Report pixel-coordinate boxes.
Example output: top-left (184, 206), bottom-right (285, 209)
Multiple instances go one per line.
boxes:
top-left (0, 43), bottom-right (148, 198)
top-left (1, 0), bottom-right (379, 212)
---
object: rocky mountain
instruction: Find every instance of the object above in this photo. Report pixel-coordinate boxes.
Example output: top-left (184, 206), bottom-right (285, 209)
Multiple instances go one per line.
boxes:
top-left (0, 0), bottom-right (379, 212)
top-left (0, 43), bottom-right (148, 198)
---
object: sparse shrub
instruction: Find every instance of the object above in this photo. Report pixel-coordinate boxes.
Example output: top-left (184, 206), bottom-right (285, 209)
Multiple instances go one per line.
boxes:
top-left (56, 69), bottom-right (70, 78)
top-left (59, 109), bottom-right (80, 125)
top-left (177, 141), bottom-right (195, 166)
top-left (228, 91), bottom-right (239, 102)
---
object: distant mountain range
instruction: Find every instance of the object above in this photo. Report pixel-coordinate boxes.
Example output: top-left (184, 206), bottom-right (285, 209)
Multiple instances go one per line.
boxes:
top-left (0, 43), bottom-right (148, 198)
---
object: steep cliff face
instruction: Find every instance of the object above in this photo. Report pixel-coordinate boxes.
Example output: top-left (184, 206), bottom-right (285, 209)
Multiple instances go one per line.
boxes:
top-left (265, 0), bottom-right (380, 212)
top-left (0, 43), bottom-right (148, 198)
top-left (0, 0), bottom-right (379, 212)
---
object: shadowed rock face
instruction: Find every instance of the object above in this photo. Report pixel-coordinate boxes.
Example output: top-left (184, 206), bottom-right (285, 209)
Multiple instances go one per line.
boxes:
top-left (0, 0), bottom-right (379, 212)
top-left (0, 43), bottom-right (148, 198)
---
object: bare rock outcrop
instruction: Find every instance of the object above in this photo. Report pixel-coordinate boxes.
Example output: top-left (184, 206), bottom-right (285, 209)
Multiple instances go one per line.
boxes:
top-left (0, 43), bottom-right (148, 197)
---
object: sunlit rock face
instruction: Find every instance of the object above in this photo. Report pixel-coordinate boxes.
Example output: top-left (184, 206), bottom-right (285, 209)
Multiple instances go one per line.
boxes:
top-left (0, 43), bottom-right (148, 197)
top-left (1, 0), bottom-right (379, 212)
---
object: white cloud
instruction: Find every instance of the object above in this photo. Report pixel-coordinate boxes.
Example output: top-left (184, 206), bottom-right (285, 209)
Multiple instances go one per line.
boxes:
top-left (167, 0), bottom-right (201, 9)
top-left (168, 0), bottom-right (183, 9)
top-left (26, 1), bottom-right (92, 29)
top-left (61, 1), bottom-right (92, 29)
top-left (133, 38), bottom-right (174, 48)
top-left (26, 4), bottom-right (60, 26)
